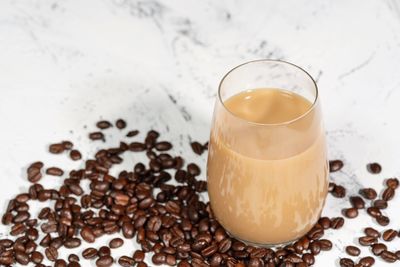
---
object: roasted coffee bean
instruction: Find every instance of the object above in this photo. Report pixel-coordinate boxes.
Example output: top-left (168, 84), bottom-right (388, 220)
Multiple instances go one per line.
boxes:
top-left (367, 162), bottom-right (381, 174)
top-left (70, 150), bottom-right (82, 160)
top-left (382, 229), bottom-right (398, 241)
top-left (68, 261), bottom-right (81, 267)
top-left (318, 239), bottom-right (332, 251)
top-left (349, 196), bottom-right (365, 209)
top-left (126, 130), bottom-right (139, 137)
top-left (55, 259), bottom-right (68, 267)
top-left (373, 199), bottom-right (388, 209)
top-left (81, 226), bottom-right (95, 243)
top-left (31, 251), bottom-right (44, 264)
top-left (359, 188), bottom-right (377, 200)
top-left (359, 256), bottom-right (375, 266)
top-left (371, 243), bottom-right (387, 256)
top-left (46, 167), bottom-right (64, 176)
top-left (332, 185), bottom-right (346, 198)
top-left (310, 241), bottom-right (321, 255)
top-left (98, 246), bottom-right (111, 257)
top-left (68, 254), bottom-right (80, 262)
top-left (152, 252), bottom-right (167, 265)
top-left (381, 250), bottom-right (397, 263)
top-left (376, 215), bottom-right (390, 226)
top-left (27, 163), bottom-right (43, 183)
top-left (318, 217), bottom-right (331, 229)
top-left (358, 236), bottom-right (377, 246)
top-left (0, 255), bottom-right (14, 265)
top-left (15, 251), bottom-right (29, 265)
top-left (133, 250), bottom-right (145, 262)
top-left (340, 258), bottom-right (354, 267)
top-left (367, 207), bottom-right (381, 218)
top-left (89, 132), bottom-right (104, 141)
top-left (97, 120), bottom-right (112, 129)
top-left (328, 182), bottom-right (336, 192)
top-left (129, 142), bottom-right (146, 152)
top-left (365, 227), bottom-right (380, 238)
top-left (307, 227), bottom-right (324, 240)
top-left (49, 143), bottom-right (65, 154)
top-left (386, 178), bottom-right (399, 189)
top-left (190, 142), bottom-right (204, 155)
top-left (396, 250), bottom-right (400, 260)
top-left (64, 237), bottom-right (81, 248)
top-left (331, 217), bottom-right (345, 229)
top-left (82, 247), bottom-right (98, 259)
top-left (346, 245), bottom-right (360, 256)
top-left (382, 187), bottom-right (395, 201)
top-left (116, 119), bottom-right (127, 129)
top-left (118, 256), bottom-right (135, 266)
top-left (343, 208), bottom-right (358, 218)
top-left (187, 163), bottom-right (201, 176)
top-left (109, 237), bottom-right (124, 248)
top-left (155, 141), bottom-right (172, 151)
top-left (45, 246), bottom-right (58, 261)
top-left (96, 255), bottom-right (114, 267)
top-left (329, 160), bottom-right (344, 172)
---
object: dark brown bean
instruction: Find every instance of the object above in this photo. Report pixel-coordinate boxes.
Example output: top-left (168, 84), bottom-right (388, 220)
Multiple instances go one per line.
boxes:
top-left (31, 251), bottom-right (44, 264)
top-left (68, 254), bottom-right (80, 262)
top-left (96, 255), bottom-right (114, 267)
top-left (15, 251), bottom-right (29, 265)
top-left (381, 250), bottom-right (397, 263)
top-left (55, 259), bottom-right (68, 267)
top-left (118, 256), bottom-right (135, 267)
top-left (89, 132), bottom-right (105, 141)
top-left (365, 227), bottom-right (380, 238)
top-left (126, 130), bottom-right (139, 137)
top-left (382, 229), bottom-right (398, 241)
top-left (386, 178), bottom-right (399, 189)
top-left (82, 247), bottom-right (98, 259)
top-left (152, 252), bottom-right (166, 265)
top-left (346, 245), bottom-right (360, 256)
top-left (187, 163), bottom-right (201, 176)
top-left (343, 208), bottom-right (358, 218)
top-left (318, 239), bottom-right (332, 251)
top-left (331, 184), bottom-right (346, 198)
top-left (109, 237), bottom-right (124, 248)
top-left (64, 238), bottom-right (81, 248)
top-left (190, 142), bottom-right (204, 155)
top-left (350, 196), bottom-right (365, 209)
top-left (45, 246), bottom-right (58, 261)
top-left (98, 246), bottom-right (111, 257)
top-left (366, 207), bottom-right (381, 218)
top-left (358, 236), bottom-right (377, 246)
top-left (359, 188), bottom-right (377, 200)
top-left (340, 258), bottom-right (354, 267)
top-left (49, 143), bottom-right (64, 154)
top-left (46, 167), bottom-right (64, 176)
top-left (129, 142), bottom-right (146, 152)
top-left (116, 119), bottom-right (127, 129)
top-left (371, 243), bottom-right (387, 256)
top-left (382, 187), bottom-right (395, 201)
top-left (331, 217), bottom-right (345, 229)
top-left (70, 150), bottom-right (82, 160)
top-left (376, 215), bottom-right (390, 226)
top-left (373, 199), bottom-right (388, 209)
top-left (359, 256), bottom-right (375, 266)
top-left (155, 141), bottom-right (172, 151)
top-left (97, 120), bottom-right (112, 129)
top-left (367, 162), bottom-right (381, 174)
top-left (329, 160), bottom-right (344, 172)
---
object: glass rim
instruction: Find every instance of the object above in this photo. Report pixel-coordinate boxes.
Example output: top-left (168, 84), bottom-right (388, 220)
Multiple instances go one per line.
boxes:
top-left (217, 59), bottom-right (319, 127)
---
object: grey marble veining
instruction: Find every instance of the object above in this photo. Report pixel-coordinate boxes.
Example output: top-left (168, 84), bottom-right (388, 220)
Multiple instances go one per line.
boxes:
top-left (0, 0), bottom-right (400, 266)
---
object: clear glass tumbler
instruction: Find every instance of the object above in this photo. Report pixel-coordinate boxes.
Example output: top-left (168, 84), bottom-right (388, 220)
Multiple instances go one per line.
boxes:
top-left (207, 59), bottom-right (329, 246)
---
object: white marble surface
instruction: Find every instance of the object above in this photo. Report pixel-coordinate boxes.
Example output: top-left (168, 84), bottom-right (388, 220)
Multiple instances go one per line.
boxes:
top-left (1, 0), bottom-right (400, 266)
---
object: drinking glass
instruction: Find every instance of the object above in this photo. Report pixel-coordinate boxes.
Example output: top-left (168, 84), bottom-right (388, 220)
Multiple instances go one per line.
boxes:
top-left (207, 59), bottom-right (328, 246)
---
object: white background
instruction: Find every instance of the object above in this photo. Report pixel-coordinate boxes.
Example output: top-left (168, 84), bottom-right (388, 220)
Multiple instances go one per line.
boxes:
top-left (1, 0), bottom-right (400, 266)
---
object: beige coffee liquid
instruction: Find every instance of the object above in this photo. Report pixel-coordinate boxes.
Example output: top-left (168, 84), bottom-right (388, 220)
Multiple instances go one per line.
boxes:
top-left (208, 88), bottom-right (328, 245)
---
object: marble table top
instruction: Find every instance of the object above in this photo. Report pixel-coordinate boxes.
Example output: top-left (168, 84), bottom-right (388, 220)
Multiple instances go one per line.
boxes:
top-left (1, 0), bottom-right (400, 266)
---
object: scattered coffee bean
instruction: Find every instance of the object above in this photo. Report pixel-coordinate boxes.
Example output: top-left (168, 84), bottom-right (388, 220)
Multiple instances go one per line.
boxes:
top-left (371, 243), bottom-right (387, 256)
top-left (331, 217), bottom-right (345, 229)
top-left (97, 120), bottom-right (112, 129)
top-left (366, 207), bottom-right (381, 218)
top-left (318, 239), bottom-right (332, 251)
top-left (367, 162), bottom-right (382, 174)
top-left (126, 130), bottom-right (139, 137)
top-left (340, 258), bottom-right (355, 267)
top-left (329, 160), bottom-right (344, 172)
top-left (116, 119), bottom-right (127, 129)
top-left (49, 143), bottom-right (64, 154)
top-left (376, 215), bottom-right (390, 226)
top-left (68, 254), bottom-right (80, 262)
top-left (46, 167), bottom-right (64, 176)
top-left (190, 142), bottom-right (204, 155)
top-left (346, 245), bottom-right (360, 256)
top-left (82, 247), bottom-right (98, 259)
top-left (343, 208), bottom-right (358, 218)
top-left (96, 255), bottom-right (114, 267)
top-left (365, 227), bottom-right (380, 238)
top-left (359, 188), bottom-right (377, 200)
top-left (381, 250), bottom-right (397, 263)
top-left (373, 199), bottom-right (388, 209)
top-left (155, 141), bottom-right (172, 151)
top-left (382, 187), bottom-right (395, 201)
top-left (119, 256), bottom-right (135, 266)
top-left (382, 229), bottom-right (398, 241)
top-left (332, 185), bottom-right (346, 198)
top-left (70, 150), bottom-right (82, 160)
top-left (350, 196), bottom-right (365, 209)
top-left (45, 246), bottom-right (58, 261)
top-left (358, 236), bottom-right (377, 246)
top-left (109, 237), bottom-right (124, 248)
top-left (386, 178), bottom-right (399, 189)
top-left (89, 132), bottom-right (105, 141)
top-left (358, 256), bottom-right (375, 266)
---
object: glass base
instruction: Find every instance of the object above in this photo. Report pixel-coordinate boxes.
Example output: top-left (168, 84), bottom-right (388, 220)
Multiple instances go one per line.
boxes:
top-left (226, 230), bottom-right (298, 248)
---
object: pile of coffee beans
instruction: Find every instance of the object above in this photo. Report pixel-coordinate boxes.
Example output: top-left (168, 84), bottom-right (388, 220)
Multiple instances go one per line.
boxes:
top-left (0, 119), bottom-right (398, 266)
